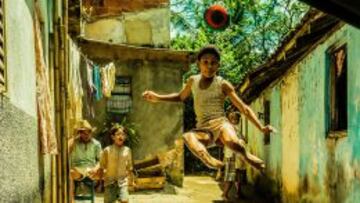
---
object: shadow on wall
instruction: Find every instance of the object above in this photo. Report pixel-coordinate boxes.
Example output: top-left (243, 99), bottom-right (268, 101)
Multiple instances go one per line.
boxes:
top-left (254, 174), bottom-right (281, 203)
top-left (325, 139), bottom-right (348, 203)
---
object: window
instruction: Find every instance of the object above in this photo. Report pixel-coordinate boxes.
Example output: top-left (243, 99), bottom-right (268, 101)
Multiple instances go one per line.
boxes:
top-left (328, 45), bottom-right (347, 138)
top-left (0, 0), bottom-right (6, 93)
top-left (107, 76), bottom-right (132, 114)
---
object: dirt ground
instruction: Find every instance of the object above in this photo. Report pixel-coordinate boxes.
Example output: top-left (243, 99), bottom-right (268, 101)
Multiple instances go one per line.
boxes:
top-left (88, 176), bottom-right (267, 203)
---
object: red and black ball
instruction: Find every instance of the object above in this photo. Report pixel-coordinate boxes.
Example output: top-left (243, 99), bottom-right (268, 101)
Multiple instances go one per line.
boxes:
top-left (204, 5), bottom-right (230, 30)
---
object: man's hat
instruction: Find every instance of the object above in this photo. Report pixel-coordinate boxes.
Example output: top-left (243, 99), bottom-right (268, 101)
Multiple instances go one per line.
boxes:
top-left (74, 120), bottom-right (96, 132)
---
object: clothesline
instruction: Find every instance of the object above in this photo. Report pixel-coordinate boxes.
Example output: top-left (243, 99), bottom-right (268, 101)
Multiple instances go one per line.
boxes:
top-left (76, 46), bottom-right (96, 67)
top-left (70, 40), bottom-right (121, 116)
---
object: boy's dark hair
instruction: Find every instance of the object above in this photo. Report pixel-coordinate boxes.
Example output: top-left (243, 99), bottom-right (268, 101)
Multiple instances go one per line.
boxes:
top-left (227, 110), bottom-right (241, 119)
top-left (197, 45), bottom-right (221, 61)
top-left (109, 124), bottom-right (127, 138)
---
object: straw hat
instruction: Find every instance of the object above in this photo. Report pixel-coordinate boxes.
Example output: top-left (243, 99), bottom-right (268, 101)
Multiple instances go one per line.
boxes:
top-left (74, 120), bottom-right (96, 132)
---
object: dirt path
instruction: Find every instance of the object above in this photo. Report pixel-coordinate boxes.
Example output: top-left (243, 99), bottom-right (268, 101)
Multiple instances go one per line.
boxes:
top-left (92, 176), bottom-right (266, 203)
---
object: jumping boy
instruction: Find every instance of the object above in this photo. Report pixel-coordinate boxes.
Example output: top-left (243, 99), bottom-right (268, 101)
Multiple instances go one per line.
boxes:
top-left (142, 45), bottom-right (275, 171)
top-left (99, 124), bottom-right (134, 203)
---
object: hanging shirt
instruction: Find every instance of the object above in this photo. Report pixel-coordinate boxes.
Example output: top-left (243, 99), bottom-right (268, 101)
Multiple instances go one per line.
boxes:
top-left (86, 62), bottom-right (94, 95)
top-left (108, 62), bottom-right (116, 93)
top-left (101, 62), bottom-right (116, 98)
top-left (86, 62), bottom-right (95, 118)
top-left (93, 64), bottom-right (102, 101)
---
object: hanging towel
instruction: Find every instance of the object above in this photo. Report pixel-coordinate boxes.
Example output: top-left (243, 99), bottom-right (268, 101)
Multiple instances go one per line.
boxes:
top-left (93, 64), bottom-right (102, 101)
top-left (101, 62), bottom-right (116, 98)
top-left (34, 10), bottom-right (58, 154)
top-left (86, 61), bottom-right (95, 117)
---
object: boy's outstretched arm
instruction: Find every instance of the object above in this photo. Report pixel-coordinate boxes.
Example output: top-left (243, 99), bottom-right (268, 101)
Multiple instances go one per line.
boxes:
top-left (142, 76), bottom-right (193, 103)
top-left (222, 81), bottom-right (276, 134)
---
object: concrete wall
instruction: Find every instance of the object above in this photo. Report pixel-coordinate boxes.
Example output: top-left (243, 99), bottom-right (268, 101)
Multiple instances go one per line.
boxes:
top-left (82, 2), bottom-right (183, 184)
top-left (5, 0), bottom-right (37, 116)
top-left (87, 60), bottom-right (184, 160)
top-left (0, 0), bottom-right (51, 202)
top-left (84, 8), bottom-right (170, 47)
top-left (83, 59), bottom-right (184, 185)
top-left (242, 25), bottom-right (360, 202)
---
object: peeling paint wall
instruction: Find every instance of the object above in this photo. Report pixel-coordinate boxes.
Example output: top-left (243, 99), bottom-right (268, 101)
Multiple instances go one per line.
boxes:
top-left (281, 68), bottom-right (300, 202)
top-left (344, 26), bottom-right (360, 203)
top-left (243, 25), bottom-right (360, 203)
top-left (84, 8), bottom-right (170, 47)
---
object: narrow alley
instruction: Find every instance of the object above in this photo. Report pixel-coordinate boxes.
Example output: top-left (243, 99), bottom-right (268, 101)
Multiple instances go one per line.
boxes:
top-left (2, 0), bottom-right (360, 203)
top-left (93, 176), bottom-right (266, 203)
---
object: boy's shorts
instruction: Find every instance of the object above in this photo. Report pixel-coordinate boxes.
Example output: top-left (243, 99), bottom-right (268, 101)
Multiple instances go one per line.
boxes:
top-left (223, 157), bottom-right (236, 182)
top-left (104, 183), bottom-right (129, 203)
top-left (191, 117), bottom-right (234, 147)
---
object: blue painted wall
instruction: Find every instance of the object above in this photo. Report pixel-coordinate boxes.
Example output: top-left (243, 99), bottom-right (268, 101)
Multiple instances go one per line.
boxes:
top-left (243, 24), bottom-right (360, 203)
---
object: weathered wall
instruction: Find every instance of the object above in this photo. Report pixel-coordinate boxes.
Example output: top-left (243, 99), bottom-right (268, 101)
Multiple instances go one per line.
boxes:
top-left (84, 59), bottom-right (184, 185)
top-left (0, 1), bottom-right (52, 202)
top-left (1, 0), bottom-right (39, 202)
top-left (281, 67), bottom-right (300, 202)
top-left (243, 25), bottom-right (360, 203)
top-left (5, 0), bottom-right (36, 116)
top-left (87, 60), bottom-right (184, 160)
top-left (84, 8), bottom-right (170, 47)
top-left (124, 61), bottom-right (183, 159)
top-left (344, 25), bottom-right (360, 203)
top-left (82, 1), bottom-right (183, 185)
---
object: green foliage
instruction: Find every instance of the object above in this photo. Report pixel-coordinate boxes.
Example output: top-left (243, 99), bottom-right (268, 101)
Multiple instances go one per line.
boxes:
top-left (97, 116), bottom-right (140, 149)
top-left (171, 0), bottom-right (309, 84)
top-left (119, 117), bottom-right (140, 148)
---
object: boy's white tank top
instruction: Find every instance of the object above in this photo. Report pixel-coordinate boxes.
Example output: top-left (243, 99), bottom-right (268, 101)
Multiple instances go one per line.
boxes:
top-left (191, 74), bottom-right (226, 126)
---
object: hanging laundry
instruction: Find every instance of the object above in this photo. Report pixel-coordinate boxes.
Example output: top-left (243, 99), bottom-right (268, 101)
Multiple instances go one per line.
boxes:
top-left (87, 62), bottom-right (95, 94)
top-left (108, 62), bottom-right (116, 93)
top-left (93, 64), bottom-right (103, 101)
top-left (34, 10), bottom-right (58, 154)
top-left (85, 61), bottom-right (95, 118)
top-left (101, 62), bottom-right (116, 98)
top-left (68, 40), bottom-right (83, 122)
top-left (101, 65), bottom-right (110, 98)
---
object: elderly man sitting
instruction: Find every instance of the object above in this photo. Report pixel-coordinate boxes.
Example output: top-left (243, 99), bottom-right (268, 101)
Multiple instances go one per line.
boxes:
top-left (68, 120), bottom-right (102, 203)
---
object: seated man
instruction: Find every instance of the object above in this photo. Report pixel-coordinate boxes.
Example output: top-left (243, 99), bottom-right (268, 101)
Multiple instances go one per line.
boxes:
top-left (68, 120), bottom-right (102, 203)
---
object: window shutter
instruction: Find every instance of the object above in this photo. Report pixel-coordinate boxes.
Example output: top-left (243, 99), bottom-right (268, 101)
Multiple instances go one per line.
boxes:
top-left (0, 0), bottom-right (5, 93)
